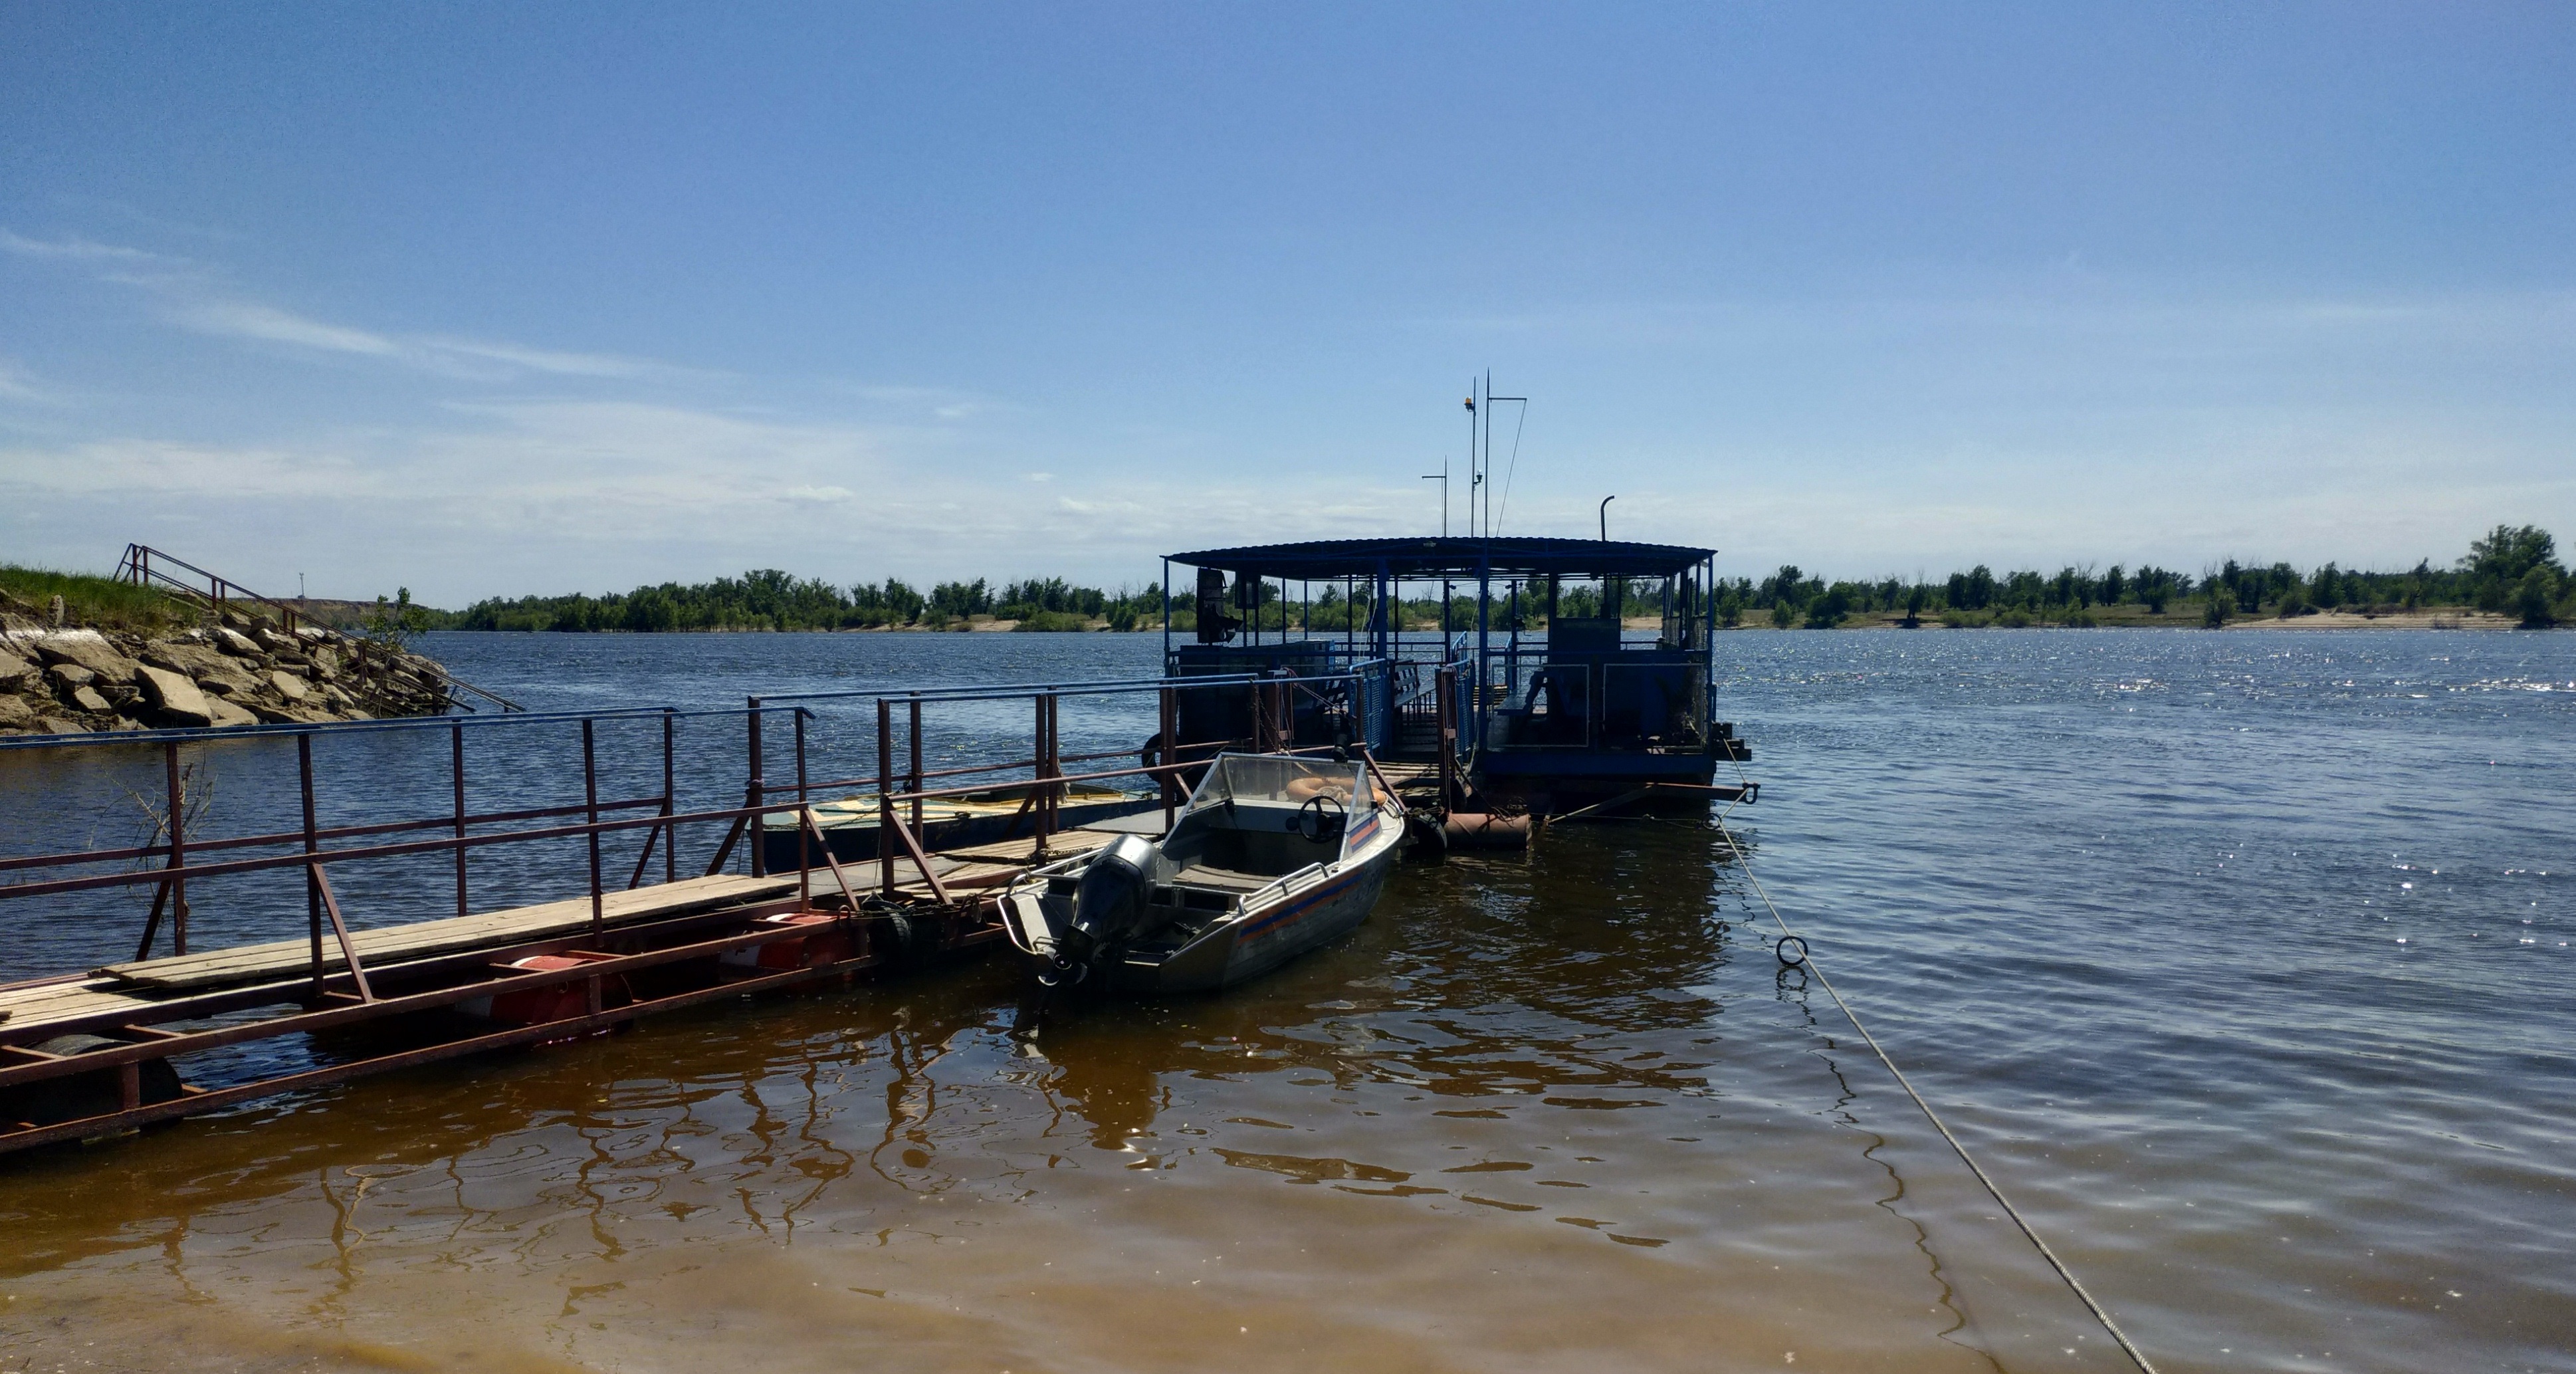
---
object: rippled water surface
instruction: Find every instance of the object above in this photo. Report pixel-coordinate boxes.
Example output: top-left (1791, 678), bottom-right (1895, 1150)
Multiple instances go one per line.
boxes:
top-left (2, 629), bottom-right (2569, 1373)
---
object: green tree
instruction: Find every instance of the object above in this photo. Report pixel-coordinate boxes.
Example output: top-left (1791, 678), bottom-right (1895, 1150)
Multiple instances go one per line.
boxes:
top-left (2465, 524), bottom-right (2560, 582)
top-left (2515, 568), bottom-right (2559, 628)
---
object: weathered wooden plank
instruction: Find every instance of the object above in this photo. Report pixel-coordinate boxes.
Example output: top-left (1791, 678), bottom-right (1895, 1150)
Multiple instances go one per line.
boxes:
top-left (0, 983), bottom-right (163, 1035)
top-left (96, 873), bottom-right (799, 992)
top-left (936, 829), bottom-right (1123, 865)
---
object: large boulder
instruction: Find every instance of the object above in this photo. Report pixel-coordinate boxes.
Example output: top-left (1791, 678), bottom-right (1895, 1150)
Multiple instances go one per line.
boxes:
top-left (140, 641), bottom-right (233, 677)
top-left (205, 696), bottom-right (260, 729)
top-left (0, 695), bottom-right (35, 730)
top-left (136, 665), bottom-right (215, 728)
top-left (268, 670), bottom-right (309, 703)
top-left (0, 649), bottom-right (35, 692)
top-left (34, 634), bottom-right (140, 687)
top-left (213, 627), bottom-right (264, 659)
top-left (142, 643), bottom-right (264, 699)
top-left (67, 684), bottom-right (112, 714)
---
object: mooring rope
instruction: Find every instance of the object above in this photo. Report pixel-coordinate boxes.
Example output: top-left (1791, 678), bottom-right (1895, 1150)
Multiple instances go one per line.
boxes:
top-left (1707, 802), bottom-right (2162, 1374)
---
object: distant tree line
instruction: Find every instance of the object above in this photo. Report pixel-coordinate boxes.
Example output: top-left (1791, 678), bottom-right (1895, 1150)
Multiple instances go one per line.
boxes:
top-left (443, 570), bottom-right (1176, 633)
top-left (1707, 524), bottom-right (2571, 630)
top-left (434, 525), bottom-right (2571, 633)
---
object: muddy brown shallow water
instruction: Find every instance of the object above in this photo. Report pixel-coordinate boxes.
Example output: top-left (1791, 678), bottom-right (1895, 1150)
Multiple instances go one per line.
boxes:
top-left (3, 630), bottom-right (2569, 1372)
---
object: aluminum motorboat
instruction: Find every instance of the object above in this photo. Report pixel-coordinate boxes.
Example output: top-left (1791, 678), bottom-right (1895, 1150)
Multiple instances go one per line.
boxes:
top-left (1001, 752), bottom-right (1403, 994)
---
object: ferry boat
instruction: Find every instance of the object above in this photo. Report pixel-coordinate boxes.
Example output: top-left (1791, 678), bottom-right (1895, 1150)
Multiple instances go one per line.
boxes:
top-left (1152, 534), bottom-right (1753, 817)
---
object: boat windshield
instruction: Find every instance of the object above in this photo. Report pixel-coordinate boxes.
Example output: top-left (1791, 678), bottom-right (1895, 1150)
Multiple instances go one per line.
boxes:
top-left (1186, 754), bottom-right (1370, 812)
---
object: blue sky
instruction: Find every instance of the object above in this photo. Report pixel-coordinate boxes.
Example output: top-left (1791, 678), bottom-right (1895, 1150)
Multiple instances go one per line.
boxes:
top-left (4, 3), bottom-right (2571, 605)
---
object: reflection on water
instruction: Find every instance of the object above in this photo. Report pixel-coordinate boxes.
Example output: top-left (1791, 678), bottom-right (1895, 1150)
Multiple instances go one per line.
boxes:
top-left (2, 630), bottom-right (2571, 1373)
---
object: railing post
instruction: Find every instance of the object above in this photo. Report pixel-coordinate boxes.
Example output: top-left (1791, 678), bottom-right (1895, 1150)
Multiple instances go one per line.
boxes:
top-left (1033, 692), bottom-right (1052, 856)
top-left (1159, 685), bottom-right (1178, 828)
top-left (908, 695), bottom-right (924, 837)
top-left (583, 719), bottom-right (603, 943)
top-left (877, 697), bottom-right (896, 897)
top-left (662, 707), bottom-right (677, 885)
top-left (794, 708), bottom-right (811, 911)
top-left (301, 733), bottom-right (322, 994)
top-left (746, 699), bottom-right (766, 879)
top-left (451, 720), bottom-right (469, 919)
top-left (1436, 665), bottom-right (1457, 812)
top-left (163, 741), bottom-right (188, 956)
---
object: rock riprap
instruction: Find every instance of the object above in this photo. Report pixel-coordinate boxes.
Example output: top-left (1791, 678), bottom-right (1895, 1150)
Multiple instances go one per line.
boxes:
top-left (0, 593), bottom-right (457, 736)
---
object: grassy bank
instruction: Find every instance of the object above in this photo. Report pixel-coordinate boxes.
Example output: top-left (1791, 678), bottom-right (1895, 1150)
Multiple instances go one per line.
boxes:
top-left (0, 564), bottom-right (203, 634)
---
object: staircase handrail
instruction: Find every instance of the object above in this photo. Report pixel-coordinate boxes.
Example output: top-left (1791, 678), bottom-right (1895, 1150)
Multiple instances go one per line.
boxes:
top-left (119, 543), bottom-right (306, 632)
top-left (116, 542), bottom-right (524, 713)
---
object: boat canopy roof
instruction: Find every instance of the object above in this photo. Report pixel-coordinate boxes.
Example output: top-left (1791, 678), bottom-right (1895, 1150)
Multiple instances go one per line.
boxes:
top-left (1167, 536), bottom-right (1715, 581)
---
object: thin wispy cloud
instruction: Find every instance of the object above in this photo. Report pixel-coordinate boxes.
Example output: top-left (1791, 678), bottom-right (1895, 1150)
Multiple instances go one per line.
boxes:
top-left (0, 228), bottom-right (175, 264)
top-left (422, 337), bottom-right (673, 380)
top-left (175, 300), bottom-right (403, 356)
top-left (11, 227), bottom-right (701, 385)
top-left (0, 359), bottom-right (66, 406)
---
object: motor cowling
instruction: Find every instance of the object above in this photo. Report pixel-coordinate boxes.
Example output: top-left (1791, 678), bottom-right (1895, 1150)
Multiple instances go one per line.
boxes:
top-left (1055, 833), bottom-right (1160, 974)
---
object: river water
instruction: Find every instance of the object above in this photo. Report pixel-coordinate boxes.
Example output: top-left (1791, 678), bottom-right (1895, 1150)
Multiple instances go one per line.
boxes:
top-left (0, 629), bottom-right (2568, 1373)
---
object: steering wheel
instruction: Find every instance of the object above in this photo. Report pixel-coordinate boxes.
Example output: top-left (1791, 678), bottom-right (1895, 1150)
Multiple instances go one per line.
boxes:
top-left (1293, 792), bottom-right (1345, 843)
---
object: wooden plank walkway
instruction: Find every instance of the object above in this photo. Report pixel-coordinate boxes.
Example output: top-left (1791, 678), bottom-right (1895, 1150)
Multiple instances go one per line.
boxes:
top-left (936, 828), bottom-right (1127, 865)
top-left (0, 824), bottom-right (1140, 1042)
top-left (97, 873), bottom-right (800, 993)
top-left (930, 828), bottom-right (1125, 889)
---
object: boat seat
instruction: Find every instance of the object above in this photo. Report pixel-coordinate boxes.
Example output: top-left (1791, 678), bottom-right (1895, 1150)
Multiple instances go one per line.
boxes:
top-left (1168, 864), bottom-right (1275, 893)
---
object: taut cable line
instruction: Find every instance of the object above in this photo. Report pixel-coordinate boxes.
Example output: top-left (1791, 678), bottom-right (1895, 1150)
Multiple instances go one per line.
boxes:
top-left (1708, 792), bottom-right (2162, 1374)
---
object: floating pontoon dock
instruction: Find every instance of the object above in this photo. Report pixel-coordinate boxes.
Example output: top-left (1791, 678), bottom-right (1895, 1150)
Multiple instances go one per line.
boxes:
top-left (0, 668), bottom-right (1386, 1156)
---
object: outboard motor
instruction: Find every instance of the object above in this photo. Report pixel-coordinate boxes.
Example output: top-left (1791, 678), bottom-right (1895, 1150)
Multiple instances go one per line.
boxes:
top-left (1047, 834), bottom-right (1160, 983)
